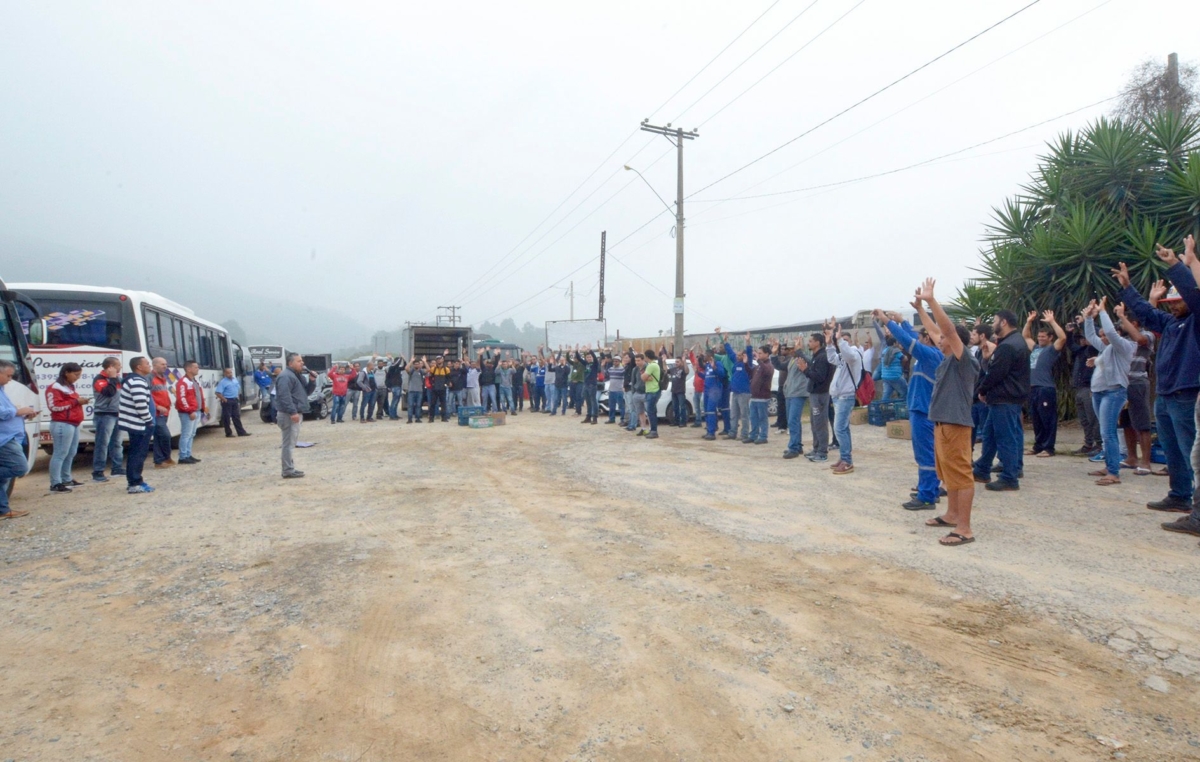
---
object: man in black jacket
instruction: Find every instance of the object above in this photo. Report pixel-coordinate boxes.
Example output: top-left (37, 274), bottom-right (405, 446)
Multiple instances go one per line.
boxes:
top-left (385, 356), bottom-right (406, 421)
top-left (972, 310), bottom-right (1030, 490)
top-left (802, 333), bottom-right (833, 462)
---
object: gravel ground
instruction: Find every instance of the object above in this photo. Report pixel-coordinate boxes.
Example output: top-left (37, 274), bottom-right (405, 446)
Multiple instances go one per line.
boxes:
top-left (1, 410), bottom-right (1197, 761)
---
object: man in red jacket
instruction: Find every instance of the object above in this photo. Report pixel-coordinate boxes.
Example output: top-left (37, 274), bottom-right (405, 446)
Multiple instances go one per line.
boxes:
top-left (175, 361), bottom-right (206, 464)
top-left (327, 362), bottom-right (353, 424)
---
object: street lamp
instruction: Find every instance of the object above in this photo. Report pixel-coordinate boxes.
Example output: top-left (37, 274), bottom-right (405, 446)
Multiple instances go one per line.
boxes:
top-left (623, 165), bottom-right (675, 218)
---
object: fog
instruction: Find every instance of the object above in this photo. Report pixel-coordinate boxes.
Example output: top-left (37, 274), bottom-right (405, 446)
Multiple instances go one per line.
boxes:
top-left (1, 0), bottom-right (1194, 347)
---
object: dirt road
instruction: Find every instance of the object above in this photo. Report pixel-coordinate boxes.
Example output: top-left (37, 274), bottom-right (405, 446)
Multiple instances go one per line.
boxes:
top-left (2, 411), bottom-right (1198, 761)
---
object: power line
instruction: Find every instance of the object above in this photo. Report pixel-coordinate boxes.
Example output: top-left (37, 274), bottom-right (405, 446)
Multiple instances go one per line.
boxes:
top-left (698, 0), bottom-right (870, 128)
top-left (693, 0), bottom-right (1118, 213)
top-left (694, 94), bottom-right (1119, 203)
top-left (687, 0), bottom-right (1045, 200)
top-left (672, 0), bottom-right (823, 123)
top-left (646, 0), bottom-right (786, 121)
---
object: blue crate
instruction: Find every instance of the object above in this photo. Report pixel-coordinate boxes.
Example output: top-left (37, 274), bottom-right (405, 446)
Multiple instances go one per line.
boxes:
top-left (894, 402), bottom-right (908, 420)
top-left (1151, 443), bottom-right (1166, 465)
top-left (457, 406), bottom-right (485, 425)
top-left (868, 400), bottom-right (897, 426)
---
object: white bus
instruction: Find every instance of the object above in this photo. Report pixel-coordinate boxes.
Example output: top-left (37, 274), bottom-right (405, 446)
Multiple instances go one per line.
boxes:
top-left (0, 279), bottom-right (46, 487)
top-left (12, 283), bottom-right (238, 447)
top-left (248, 344), bottom-right (288, 371)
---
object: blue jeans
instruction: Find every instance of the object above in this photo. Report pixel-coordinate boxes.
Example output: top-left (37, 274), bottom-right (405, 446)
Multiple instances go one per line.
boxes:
top-left (91, 414), bottom-right (124, 475)
top-left (1093, 387), bottom-right (1128, 477)
top-left (570, 382), bottom-right (584, 413)
top-left (607, 391), bottom-right (624, 422)
top-left (882, 376), bottom-right (908, 401)
top-left (531, 385), bottom-right (543, 411)
top-left (556, 386), bottom-right (570, 414)
top-left (693, 391), bottom-right (704, 425)
top-left (407, 391), bottom-right (424, 421)
top-left (833, 396), bottom-right (855, 464)
top-left (152, 413), bottom-right (172, 464)
top-left (121, 423), bottom-right (152, 488)
top-left (970, 401), bottom-right (989, 447)
top-left (49, 421), bottom-right (80, 487)
top-left (0, 437), bottom-right (28, 513)
top-left (482, 385), bottom-right (498, 413)
top-left (911, 409), bottom-right (939, 502)
top-left (359, 390), bottom-right (376, 420)
top-left (749, 399), bottom-right (769, 442)
top-left (786, 397), bottom-right (807, 453)
top-left (646, 391), bottom-right (661, 433)
top-left (331, 395), bottom-right (347, 422)
top-left (449, 389), bottom-right (465, 415)
top-left (584, 383), bottom-right (598, 419)
top-left (178, 412), bottom-right (199, 459)
top-left (974, 403), bottom-right (1023, 484)
top-left (500, 386), bottom-right (515, 412)
top-left (545, 385), bottom-right (557, 413)
top-left (1155, 390), bottom-right (1197, 501)
top-left (672, 392), bottom-right (687, 425)
top-left (388, 386), bottom-right (403, 419)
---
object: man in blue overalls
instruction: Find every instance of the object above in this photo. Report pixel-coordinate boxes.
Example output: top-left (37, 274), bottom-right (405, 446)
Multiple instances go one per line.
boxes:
top-left (880, 308), bottom-right (943, 510)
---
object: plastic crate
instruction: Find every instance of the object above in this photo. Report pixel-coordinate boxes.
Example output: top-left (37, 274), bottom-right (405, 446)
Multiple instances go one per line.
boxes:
top-left (868, 400), bottom-right (897, 427)
top-left (457, 406), bottom-right (486, 426)
top-left (468, 415), bottom-right (494, 429)
top-left (893, 401), bottom-right (908, 420)
top-left (1150, 443), bottom-right (1166, 465)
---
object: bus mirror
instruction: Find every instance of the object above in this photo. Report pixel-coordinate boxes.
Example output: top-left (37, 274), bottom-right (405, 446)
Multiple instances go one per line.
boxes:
top-left (27, 318), bottom-right (48, 346)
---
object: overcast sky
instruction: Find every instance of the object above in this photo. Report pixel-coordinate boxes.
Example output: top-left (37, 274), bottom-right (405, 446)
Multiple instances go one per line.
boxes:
top-left (2, 0), bottom-right (1196, 341)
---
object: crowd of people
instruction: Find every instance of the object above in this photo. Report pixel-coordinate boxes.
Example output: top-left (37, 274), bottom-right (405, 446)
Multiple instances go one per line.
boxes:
top-left (5, 238), bottom-right (1200, 550)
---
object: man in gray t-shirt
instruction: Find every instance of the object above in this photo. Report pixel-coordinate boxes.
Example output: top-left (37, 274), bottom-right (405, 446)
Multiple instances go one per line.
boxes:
top-left (916, 278), bottom-right (981, 547)
top-left (1022, 310), bottom-right (1066, 457)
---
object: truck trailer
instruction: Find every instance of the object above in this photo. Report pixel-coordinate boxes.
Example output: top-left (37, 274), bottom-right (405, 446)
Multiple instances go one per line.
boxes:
top-left (401, 325), bottom-right (474, 361)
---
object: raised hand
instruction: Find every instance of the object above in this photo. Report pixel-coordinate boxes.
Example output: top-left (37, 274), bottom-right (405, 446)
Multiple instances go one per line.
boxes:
top-left (919, 278), bottom-right (936, 302)
top-left (1185, 234), bottom-right (1198, 266)
top-left (1156, 243), bottom-right (1179, 266)
top-left (1041, 309), bottom-right (1056, 324)
top-left (872, 308), bottom-right (887, 323)
top-left (1150, 279), bottom-right (1168, 303)
top-left (1098, 296), bottom-right (1108, 313)
top-left (1114, 302), bottom-right (1126, 319)
top-left (1110, 262), bottom-right (1132, 288)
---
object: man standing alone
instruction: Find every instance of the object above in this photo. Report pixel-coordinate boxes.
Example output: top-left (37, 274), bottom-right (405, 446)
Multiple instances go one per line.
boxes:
top-left (275, 353), bottom-right (312, 479)
top-left (216, 367), bottom-right (250, 437)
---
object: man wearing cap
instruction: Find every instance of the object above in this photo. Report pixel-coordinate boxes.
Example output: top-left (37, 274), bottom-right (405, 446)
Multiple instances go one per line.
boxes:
top-left (1114, 250), bottom-right (1200, 522)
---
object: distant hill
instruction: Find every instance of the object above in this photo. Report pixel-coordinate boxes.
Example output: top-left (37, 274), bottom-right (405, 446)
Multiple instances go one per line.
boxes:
top-left (1, 236), bottom-right (373, 353)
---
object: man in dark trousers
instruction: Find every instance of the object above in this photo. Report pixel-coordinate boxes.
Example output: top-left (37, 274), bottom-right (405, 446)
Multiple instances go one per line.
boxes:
top-left (972, 310), bottom-right (1030, 491)
top-left (215, 367), bottom-right (251, 437)
top-left (802, 333), bottom-right (832, 463)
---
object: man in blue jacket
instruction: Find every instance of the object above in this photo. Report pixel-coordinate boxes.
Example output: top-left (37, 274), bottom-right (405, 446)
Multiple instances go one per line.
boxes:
top-left (879, 308), bottom-right (943, 510)
top-left (1114, 255), bottom-right (1200, 519)
top-left (725, 333), bottom-right (753, 442)
top-left (700, 351), bottom-right (728, 441)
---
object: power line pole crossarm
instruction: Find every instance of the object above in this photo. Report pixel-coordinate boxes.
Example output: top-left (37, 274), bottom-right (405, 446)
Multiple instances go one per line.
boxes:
top-left (638, 120), bottom-right (697, 357)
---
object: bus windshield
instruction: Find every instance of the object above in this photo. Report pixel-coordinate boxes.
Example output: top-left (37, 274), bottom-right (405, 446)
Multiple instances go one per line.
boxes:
top-left (0, 301), bottom-right (31, 384)
top-left (16, 293), bottom-right (138, 351)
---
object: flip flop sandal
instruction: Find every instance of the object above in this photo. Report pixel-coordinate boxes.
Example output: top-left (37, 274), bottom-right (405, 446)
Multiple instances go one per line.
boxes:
top-left (1153, 469), bottom-right (1170, 476)
top-left (1134, 467), bottom-right (1151, 476)
top-left (925, 516), bottom-right (956, 527)
top-left (940, 532), bottom-right (975, 547)
top-left (1095, 476), bottom-right (1121, 486)
top-left (1087, 470), bottom-right (1108, 477)
top-left (1036, 451), bottom-right (1053, 458)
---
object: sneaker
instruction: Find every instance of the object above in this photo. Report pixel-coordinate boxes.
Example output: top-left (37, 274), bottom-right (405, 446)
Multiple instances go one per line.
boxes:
top-left (50, 483), bottom-right (72, 493)
top-left (754, 439), bottom-right (767, 445)
top-left (178, 456), bottom-right (200, 465)
top-left (604, 420), bottom-right (616, 424)
top-left (829, 460), bottom-right (843, 470)
top-left (67, 479), bottom-right (85, 487)
top-left (703, 434), bottom-right (716, 441)
top-left (985, 480), bottom-right (1019, 492)
top-left (1088, 451), bottom-right (1105, 463)
top-left (111, 470), bottom-right (126, 476)
top-left (646, 432), bottom-right (659, 439)
top-left (783, 450), bottom-right (800, 459)
top-left (832, 462), bottom-right (855, 475)
top-left (902, 498), bottom-right (938, 510)
top-left (637, 429), bottom-right (646, 437)
top-left (0, 509), bottom-right (29, 520)
top-left (1146, 496), bottom-right (1191, 513)
top-left (127, 484), bottom-right (154, 494)
top-left (1161, 517), bottom-right (1200, 536)
top-left (973, 474), bottom-right (991, 484)
top-left (741, 438), bottom-right (754, 444)
top-left (283, 471), bottom-right (305, 479)
top-left (92, 473), bottom-right (109, 483)
top-left (991, 465), bottom-right (1002, 473)
top-left (154, 461), bottom-right (175, 469)
top-left (807, 453), bottom-right (828, 463)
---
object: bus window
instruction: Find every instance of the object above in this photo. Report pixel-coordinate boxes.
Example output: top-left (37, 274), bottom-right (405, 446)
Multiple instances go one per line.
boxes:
top-left (15, 293), bottom-right (136, 351)
top-left (199, 333), bottom-right (214, 368)
top-left (0, 304), bottom-right (29, 383)
top-left (218, 335), bottom-right (229, 370)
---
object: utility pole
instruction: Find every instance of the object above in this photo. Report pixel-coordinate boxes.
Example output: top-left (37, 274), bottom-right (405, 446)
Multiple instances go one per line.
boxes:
top-left (1167, 52), bottom-right (1182, 115)
top-left (436, 306), bottom-right (461, 327)
top-left (569, 281), bottom-right (574, 321)
top-left (639, 120), bottom-right (698, 356)
top-left (598, 231), bottom-right (606, 321)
